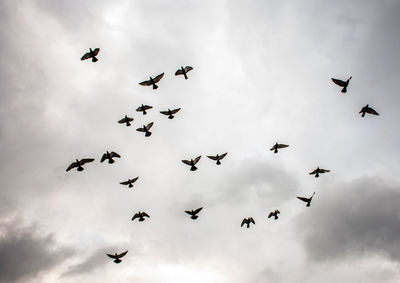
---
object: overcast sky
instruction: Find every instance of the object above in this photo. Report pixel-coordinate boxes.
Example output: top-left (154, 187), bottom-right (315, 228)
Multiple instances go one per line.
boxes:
top-left (1, 0), bottom-right (400, 282)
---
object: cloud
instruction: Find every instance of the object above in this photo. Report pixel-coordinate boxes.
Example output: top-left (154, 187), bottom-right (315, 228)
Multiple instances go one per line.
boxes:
top-left (63, 248), bottom-right (110, 277)
top-left (296, 176), bottom-right (400, 262)
top-left (0, 221), bottom-right (73, 283)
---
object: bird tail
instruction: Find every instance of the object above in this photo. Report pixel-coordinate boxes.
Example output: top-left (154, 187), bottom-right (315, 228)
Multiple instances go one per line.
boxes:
top-left (315, 172), bottom-right (319, 178)
top-left (168, 115), bottom-right (174, 119)
top-left (145, 131), bottom-right (152, 137)
top-left (274, 148), bottom-right (278, 153)
top-left (216, 160), bottom-right (221, 165)
top-left (109, 159), bottom-right (115, 164)
top-left (77, 166), bottom-right (84, 171)
top-left (152, 84), bottom-right (158, 90)
top-left (306, 203), bottom-right (311, 207)
top-left (191, 215), bottom-right (198, 219)
top-left (184, 73), bottom-right (188, 80)
top-left (143, 110), bottom-right (147, 115)
top-left (341, 86), bottom-right (347, 93)
top-left (361, 112), bottom-right (365, 117)
top-left (114, 258), bottom-right (121, 264)
top-left (128, 184), bottom-right (133, 188)
top-left (92, 57), bottom-right (98, 62)
top-left (190, 165), bottom-right (197, 171)
top-left (126, 122), bottom-right (131, 126)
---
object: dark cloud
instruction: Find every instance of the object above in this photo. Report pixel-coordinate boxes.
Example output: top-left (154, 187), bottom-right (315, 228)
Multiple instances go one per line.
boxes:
top-left (63, 248), bottom-right (110, 277)
top-left (296, 177), bottom-right (400, 262)
top-left (0, 221), bottom-right (73, 283)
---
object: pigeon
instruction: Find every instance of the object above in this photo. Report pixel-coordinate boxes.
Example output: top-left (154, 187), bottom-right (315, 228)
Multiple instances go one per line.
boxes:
top-left (136, 104), bottom-right (153, 115)
top-left (106, 251), bottom-right (128, 264)
top-left (175, 66), bottom-right (193, 80)
top-left (182, 156), bottom-right (201, 171)
top-left (160, 108), bottom-right (181, 119)
top-left (101, 151), bottom-right (121, 164)
top-left (139, 73), bottom-right (164, 89)
top-left (118, 115), bottom-right (134, 126)
top-left (120, 177), bottom-right (139, 188)
top-left (309, 167), bottom-right (330, 178)
top-left (185, 207), bottom-right (203, 219)
top-left (297, 192), bottom-right (315, 207)
top-left (132, 211), bottom-right (150, 222)
top-left (66, 158), bottom-right (94, 172)
top-left (268, 210), bottom-right (280, 220)
top-left (241, 217), bottom-right (255, 228)
top-left (81, 48), bottom-right (100, 62)
top-left (136, 122), bottom-right (154, 137)
top-left (359, 104), bottom-right (379, 117)
top-left (207, 152), bottom-right (228, 165)
top-left (331, 76), bottom-right (352, 93)
top-left (270, 143), bottom-right (289, 154)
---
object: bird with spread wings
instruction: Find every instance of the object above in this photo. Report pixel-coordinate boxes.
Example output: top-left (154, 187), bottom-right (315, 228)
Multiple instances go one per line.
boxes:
top-left (182, 156), bottom-right (201, 171)
top-left (139, 73), bottom-right (164, 89)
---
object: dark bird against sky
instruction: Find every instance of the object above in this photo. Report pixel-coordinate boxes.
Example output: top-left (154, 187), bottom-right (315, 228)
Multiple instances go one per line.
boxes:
top-left (175, 66), bottom-right (193, 80)
top-left (160, 108), bottom-right (181, 119)
top-left (270, 142), bottom-right (289, 154)
top-left (297, 192), bottom-right (316, 207)
top-left (100, 151), bottom-right (121, 164)
top-left (182, 156), bottom-right (201, 171)
top-left (106, 250), bottom-right (128, 264)
top-left (66, 158), bottom-right (95, 172)
top-left (136, 122), bottom-right (154, 137)
top-left (139, 73), bottom-right (164, 89)
top-left (331, 76), bottom-right (352, 93)
top-left (359, 104), bottom-right (379, 117)
top-left (207, 152), bottom-right (228, 165)
top-left (309, 167), bottom-right (330, 178)
top-left (118, 115), bottom-right (134, 126)
top-left (81, 48), bottom-right (100, 62)
top-left (136, 104), bottom-right (153, 115)
top-left (132, 211), bottom-right (150, 222)
top-left (120, 177), bottom-right (139, 188)
top-left (268, 210), bottom-right (280, 220)
top-left (241, 217), bottom-right (255, 228)
top-left (185, 207), bottom-right (203, 219)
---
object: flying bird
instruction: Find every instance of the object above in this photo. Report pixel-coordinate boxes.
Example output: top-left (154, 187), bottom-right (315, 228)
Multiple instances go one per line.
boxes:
top-left (106, 251), bottom-right (128, 264)
top-left (241, 217), bottom-right (255, 228)
top-left (309, 167), bottom-right (330, 178)
top-left (182, 156), bottom-right (201, 171)
top-left (132, 211), bottom-right (150, 222)
top-left (136, 122), bottom-right (154, 137)
top-left (207, 152), bottom-right (228, 165)
top-left (175, 66), bottom-right (193, 80)
top-left (81, 48), bottom-right (100, 62)
top-left (270, 142), bottom-right (289, 153)
top-left (160, 108), bottom-right (181, 119)
top-left (268, 210), bottom-right (280, 220)
top-left (297, 192), bottom-right (316, 207)
top-left (139, 73), bottom-right (164, 89)
top-left (359, 104), bottom-right (379, 117)
top-left (120, 177), bottom-right (139, 188)
top-left (185, 207), bottom-right (203, 219)
top-left (136, 104), bottom-right (153, 115)
top-left (66, 158), bottom-right (94, 172)
top-left (118, 115), bottom-right (134, 126)
top-left (331, 76), bottom-right (352, 93)
top-left (101, 151), bottom-right (121, 164)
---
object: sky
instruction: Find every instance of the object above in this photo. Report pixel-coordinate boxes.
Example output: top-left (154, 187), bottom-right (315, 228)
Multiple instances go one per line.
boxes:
top-left (1, 0), bottom-right (400, 282)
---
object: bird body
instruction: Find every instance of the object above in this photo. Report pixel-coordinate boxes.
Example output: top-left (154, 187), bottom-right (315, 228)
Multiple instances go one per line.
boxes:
top-left (359, 104), bottom-right (379, 117)
top-left (136, 104), bottom-right (153, 115)
top-left (207, 152), bottom-right (228, 165)
top-left (268, 210), bottom-right (280, 220)
top-left (66, 158), bottom-right (95, 172)
top-left (297, 192), bottom-right (315, 207)
top-left (270, 142), bottom-right (289, 154)
top-left (139, 73), bottom-right (164, 89)
top-left (106, 250), bottom-right (128, 264)
top-left (81, 48), bottom-right (100, 62)
top-left (136, 122), bottom-right (154, 137)
top-left (185, 207), bottom-right (203, 219)
top-left (101, 151), bottom-right (121, 164)
top-left (241, 217), bottom-right (255, 228)
top-left (132, 211), bottom-right (150, 222)
top-left (182, 156), bottom-right (201, 171)
top-left (309, 167), bottom-right (330, 178)
top-left (160, 108), bottom-right (181, 119)
top-left (175, 66), bottom-right (193, 80)
top-left (118, 115), bottom-right (134, 126)
top-left (331, 76), bottom-right (351, 93)
top-left (120, 177), bottom-right (139, 188)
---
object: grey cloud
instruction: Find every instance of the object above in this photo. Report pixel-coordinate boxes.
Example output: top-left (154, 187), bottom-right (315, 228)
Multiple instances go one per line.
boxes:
top-left (296, 177), bottom-right (400, 262)
top-left (63, 247), bottom-right (111, 277)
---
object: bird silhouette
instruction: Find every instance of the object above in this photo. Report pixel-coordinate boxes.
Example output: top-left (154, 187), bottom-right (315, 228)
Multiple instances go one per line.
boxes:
top-left (175, 66), bottom-right (193, 80)
top-left (182, 156), bottom-right (201, 171)
top-left (136, 122), bottom-right (153, 137)
top-left (270, 142), bottom-right (289, 153)
top-left (101, 151), bottom-right (121, 164)
top-left (297, 192), bottom-right (315, 207)
top-left (81, 48), bottom-right (100, 62)
top-left (268, 210), bottom-right (280, 220)
top-left (132, 211), bottom-right (150, 222)
top-left (120, 177), bottom-right (139, 188)
top-left (160, 108), bottom-right (181, 119)
top-left (136, 104), bottom-right (153, 115)
top-left (241, 217), bottom-right (255, 228)
top-left (207, 152), bottom-right (228, 165)
top-left (139, 73), bottom-right (164, 89)
top-left (359, 104), bottom-right (379, 117)
top-left (309, 167), bottom-right (330, 178)
top-left (66, 158), bottom-right (94, 172)
top-left (331, 76), bottom-right (351, 93)
top-left (106, 251), bottom-right (128, 264)
top-left (118, 115), bottom-right (134, 126)
top-left (185, 207), bottom-right (203, 219)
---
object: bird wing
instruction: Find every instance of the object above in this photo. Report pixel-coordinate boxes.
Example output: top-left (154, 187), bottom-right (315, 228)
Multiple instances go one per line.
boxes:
top-left (193, 207), bottom-right (203, 214)
top-left (185, 210), bottom-right (194, 215)
top-left (359, 107), bottom-right (367, 114)
top-left (268, 212), bottom-right (274, 218)
top-left (139, 79), bottom-right (152, 86)
top-left (249, 217), bottom-right (255, 224)
top-left (175, 69), bottom-right (183, 76)
top-left (270, 144), bottom-right (277, 151)
top-left (275, 210), bottom-right (280, 214)
top-left (118, 117), bottom-right (127, 123)
top-left (366, 107), bottom-right (379, 115)
top-left (107, 253), bottom-right (117, 259)
top-left (66, 162), bottom-right (78, 171)
top-left (136, 127), bottom-right (146, 132)
top-left (277, 144), bottom-right (289, 149)
top-left (207, 155), bottom-right (218, 160)
top-left (241, 219), bottom-right (247, 227)
top-left (132, 213), bottom-right (139, 221)
top-left (136, 106), bottom-right (144, 111)
top-left (297, 196), bottom-right (309, 203)
top-left (182, 160), bottom-right (191, 166)
top-left (170, 108), bottom-right (181, 114)
top-left (142, 212), bottom-right (150, 218)
top-left (193, 156), bottom-right (201, 165)
top-left (120, 181), bottom-right (130, 185)
top-left (110, 152), bottom-right (121, 158)
top-left (331, 78), bottom-right (346, 87)
top-left (309, 169), bottom-right (317, 175)
top-left (146, 122), bottom-right (154, 130)
top-left (184, 66), bottom-right (193, 73)
top-left (131, 177), bottom-right (139, 183)
top-left (80, 52), bottom-right (91, 60)
top-left (80, 158), bottom-right (94, 165)
top-left (100, 154), bottom-right (107, 163)
top-left (319, 169), bottom-right (330, 173)
top-left (143, 105), bottom-right (152, 110)
top-left (152, 73), bottom-right (164, 83)
top-left (117, 250), bottom-right (128, 258)
top-left (92, 48), bottom-right (100, 56)
top-left (160, 111), bottom-right (169, 115)
top-left (219, 152), bottom-right (228, 159)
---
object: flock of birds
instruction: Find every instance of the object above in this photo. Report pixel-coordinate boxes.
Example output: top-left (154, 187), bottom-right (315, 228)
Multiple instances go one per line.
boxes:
top-left (67, 48), bottom-right (380, 264)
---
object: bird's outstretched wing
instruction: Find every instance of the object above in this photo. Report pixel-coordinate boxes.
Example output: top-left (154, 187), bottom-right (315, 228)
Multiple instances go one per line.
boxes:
top-left (111, 152), bottom-right (121, 158)
top-left (101, 154), bottom-right (108, 163)
top-left (175, 69), bottom-right (184, 76)
top-left (219, 152), bottom-right (228, 159)
top-left (142, 212), bottom-right (150, 218)
top-left (249, 217), bottom-right (255, 224)
top-left (92, 48), bottom-right (100, 56)
top-left (184, 66), bottom-right (193, 73)
top-left (170, 108), bottom-right (181, 114)
top-left (268, 212), bottom-right (274, 218)
top-left (160, 111), bottom-right (169, 115)
top-left (66, 162), bottom-right (78, 171)
top-left (270, 144), bottom-right (277, 151)
top-left (297, 196), bottom-right (310, 203)
top-left (120, 180), bottom-right (130, 185)
top-left (331, 78), bottom-right (346, 87)
top-left (277, 144), bottom-right (289, 149)
top-left (80, 158), bottom-right (94, 165)
top-left (366, 107), bottom-right (379, 115)
top-left (309, 169), bottom-right (318, 175)
top-left (81, 52), bottom-right (91, 60)
top-left (132, 213), bottom-right (140, 221)
top-left (118, 117), bottom-right (127, 123)
top-left (207, 155), bottom-right (218, 160)
top-left (241, 219), bottom-right (247, 227)
top-left (131, 177), bottom-right (139, 183)
top-left (152, 73), bottom-right (164, 83)
top-left (193, 207), bottom-right (203, 214)
top-left (275, 210), bottom-right (280, 214)
top-left (319, 169), bottom-right (330, 173)
top-left (146, 122), bottom-right (154, 130)
top-left (117, 250), bottom-right (128, 258)
top-left (107, 253), bottom-right (117, 259)
top-left (136, 127), bottom-right (146, 132)
top-left (182, 160), bottom-right (191, 166)
top-left (193, 156), bottom-right (201, 165)
top-left (143, 105), bottom-right (152, 110)
top-left (185, 210), bottom-right (194, 215)
top-left (139, 79), bottom-right (152, 86)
